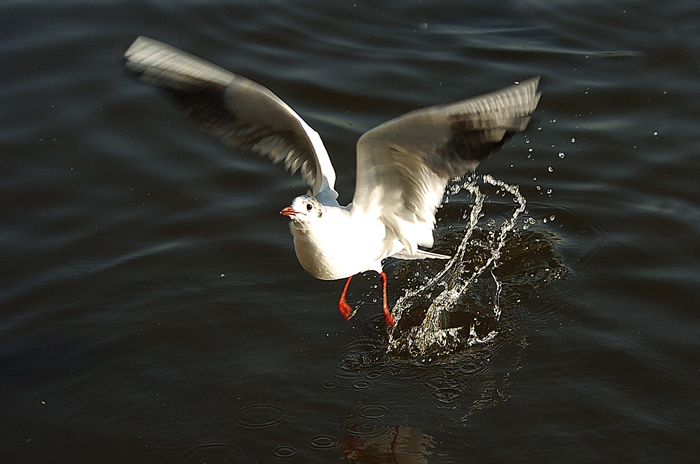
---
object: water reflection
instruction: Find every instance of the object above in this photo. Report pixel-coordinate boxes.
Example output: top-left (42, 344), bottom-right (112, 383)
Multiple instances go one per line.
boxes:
top-left (199, 177), bottom-right (566, 462)
top-left (231, 403), bottom-right (288, 429)
top-left (180, 442), bottom-right (248, 462)
top-left (341, 421), bottom-right (434, 464)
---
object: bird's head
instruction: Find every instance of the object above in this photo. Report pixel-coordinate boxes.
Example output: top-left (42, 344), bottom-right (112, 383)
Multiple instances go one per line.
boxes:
top-left (280, 195), bottom-right (324, 228)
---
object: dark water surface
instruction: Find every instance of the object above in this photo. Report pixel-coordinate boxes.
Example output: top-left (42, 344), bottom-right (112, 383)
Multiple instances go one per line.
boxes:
top-left (2, 0), bottom-right (700, 462)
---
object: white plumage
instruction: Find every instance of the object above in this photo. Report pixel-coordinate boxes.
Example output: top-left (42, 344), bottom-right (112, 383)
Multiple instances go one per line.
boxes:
top-left (124, 36), bottom-right (541, 326)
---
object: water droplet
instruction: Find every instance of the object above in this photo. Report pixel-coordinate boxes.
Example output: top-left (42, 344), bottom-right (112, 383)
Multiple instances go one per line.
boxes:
top-left (570, 137), bottom-right (576, 143)
top-left (358, 404), bottom-right (389, 419)
top-left (232, 404), bottom-right (287, 429)
top-left (307, 435), bottom-right (340, 449)
top-left (180, 443), bottom-right (247, 461)
top-left (272, 445), bottom-right (297, 458)
top-left (320, 379), bottom-right (340, 390)
top-left (549, 215), bottom-right (556, 222)
top-left (352, 380), bottom-right (373, 390)
top-left (558, 152), bottom-right (565, 158)
top-left (364, 370), bottom-right (383, 380)
top-left (548, 166), bottom-right (554, 172)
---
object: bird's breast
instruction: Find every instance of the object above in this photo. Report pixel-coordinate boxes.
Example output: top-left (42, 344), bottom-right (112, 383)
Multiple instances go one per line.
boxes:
top-left (289, 213), bottom-right (389, 280)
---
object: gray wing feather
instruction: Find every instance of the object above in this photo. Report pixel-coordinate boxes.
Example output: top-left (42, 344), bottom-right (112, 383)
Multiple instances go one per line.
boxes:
top-left (124, 36), bottom-right (337, 200)
top-left (353, 78), bottom-right (541, 253)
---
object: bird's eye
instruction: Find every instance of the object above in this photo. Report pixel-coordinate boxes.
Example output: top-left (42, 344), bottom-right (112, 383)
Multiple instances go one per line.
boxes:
top-left (306, 203), bottom-right (313, 211)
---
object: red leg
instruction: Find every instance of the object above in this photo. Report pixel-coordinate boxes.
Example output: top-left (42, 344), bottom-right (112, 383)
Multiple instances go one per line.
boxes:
top-left (338, 276), bottom-right (354, 321)
top-left (380, 271), bottom-right (395, 327)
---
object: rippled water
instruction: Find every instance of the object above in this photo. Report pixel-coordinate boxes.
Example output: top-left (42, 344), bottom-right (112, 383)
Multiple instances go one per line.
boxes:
top-left (2, 0), bottom-right (700, 462)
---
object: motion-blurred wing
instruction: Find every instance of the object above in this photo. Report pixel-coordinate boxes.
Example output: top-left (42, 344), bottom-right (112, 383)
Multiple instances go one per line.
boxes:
top-left (124, 36), bottom-right (337, 201)
top-left (353, 77), bottom-right (541, 254)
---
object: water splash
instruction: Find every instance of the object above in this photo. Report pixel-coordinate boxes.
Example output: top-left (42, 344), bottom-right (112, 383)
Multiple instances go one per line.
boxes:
top-left (336, 175), bottom-right (568, 414)
top-left (387, 175), bottom-right (528, 357)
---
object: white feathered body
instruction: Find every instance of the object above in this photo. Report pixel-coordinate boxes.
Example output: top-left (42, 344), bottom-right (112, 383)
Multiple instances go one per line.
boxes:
top-left (123, 36), bottom-right (541, 290)
top-left (289, 205), bottom-right (394, 280)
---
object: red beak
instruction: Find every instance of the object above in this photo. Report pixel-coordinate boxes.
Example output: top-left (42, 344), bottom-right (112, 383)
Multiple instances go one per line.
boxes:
top-left (280, 206), bottom-right (297, 217)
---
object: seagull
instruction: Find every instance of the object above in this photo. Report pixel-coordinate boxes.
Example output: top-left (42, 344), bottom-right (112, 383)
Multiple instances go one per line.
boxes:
top-left (123, 36), bottom-right (541, 327)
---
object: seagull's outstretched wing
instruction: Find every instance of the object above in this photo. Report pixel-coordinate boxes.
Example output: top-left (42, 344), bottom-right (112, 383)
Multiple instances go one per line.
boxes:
top-left (124, 36), bottom-right (337, 202)
top-left (352, 77), bottom-right (541, 255)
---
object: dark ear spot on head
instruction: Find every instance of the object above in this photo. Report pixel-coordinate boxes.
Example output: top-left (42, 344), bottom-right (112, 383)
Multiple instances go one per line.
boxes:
top-left (307, 199), bottom-right (322, 218)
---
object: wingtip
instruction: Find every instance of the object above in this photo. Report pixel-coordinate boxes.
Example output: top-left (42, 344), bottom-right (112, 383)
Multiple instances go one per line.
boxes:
top-left (121, 35), bottom-right (236, 91)
top-left (122, 35), bottom-right (165, 78)
top-left (122, 35), bottom-right (158, 67)
top-left (117, 35), bottom-right (146, 75)
top-left (522, 75), bottom-right (544, 98)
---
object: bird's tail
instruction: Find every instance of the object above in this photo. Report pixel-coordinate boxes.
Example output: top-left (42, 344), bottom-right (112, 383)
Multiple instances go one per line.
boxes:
top-left (394, 248), bottom-right (451, 260)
